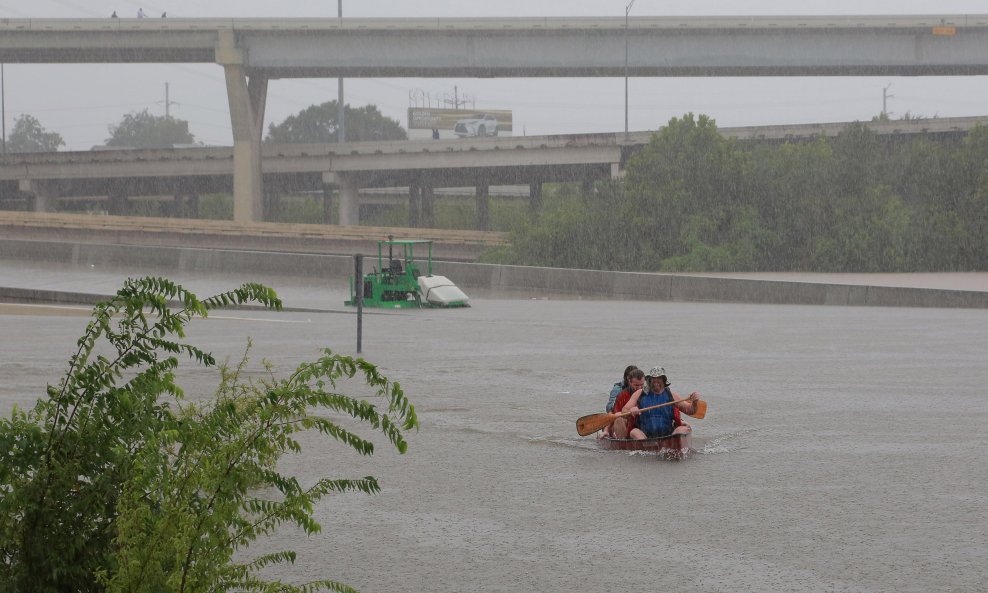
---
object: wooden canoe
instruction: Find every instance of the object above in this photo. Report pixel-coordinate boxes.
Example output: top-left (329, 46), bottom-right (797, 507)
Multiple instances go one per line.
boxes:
top-left (597, 432), bottom-right (693, 459)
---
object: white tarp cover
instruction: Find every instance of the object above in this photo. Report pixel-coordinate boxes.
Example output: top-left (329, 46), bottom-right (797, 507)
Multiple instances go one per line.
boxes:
top-left (417, 275), bottom-right (469, 305)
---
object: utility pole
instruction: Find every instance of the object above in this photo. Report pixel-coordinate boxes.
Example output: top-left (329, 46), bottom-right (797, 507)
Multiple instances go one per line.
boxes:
top-left (159, 82), bottom-right (178, 118)
top-left (624, 0), bottom-right (636, 141)
top-left (882, 83), bottom-right (893, 118)
top-left (337, 0), bottom-right (345, 143)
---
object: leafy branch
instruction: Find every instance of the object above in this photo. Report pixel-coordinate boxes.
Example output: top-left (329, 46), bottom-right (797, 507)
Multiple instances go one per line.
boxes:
top-left (0, 277), bottom-right (415, 593)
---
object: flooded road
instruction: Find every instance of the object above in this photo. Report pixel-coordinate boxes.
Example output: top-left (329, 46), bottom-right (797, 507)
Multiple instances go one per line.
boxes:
top-left (1, 262), bottom-right (986, 592)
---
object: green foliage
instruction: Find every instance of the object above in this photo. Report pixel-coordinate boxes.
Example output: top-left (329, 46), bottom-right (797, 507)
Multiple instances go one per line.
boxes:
top-left (499, 114), bottom-right (988, 272)
top-left (106, 109), bottom-right (196, 148)
top-left (810, 187), bottom-right (912, 271)
top-left (7, 114), bottom-right (65, 153)
top-left (265, 101), bottom-right (407, 144)
top-left (661, 206), bottom-right (780, 272)
top-left (0, 277), bottom-right (416, 593)
top-left (197, 194), bottom-right (233, 220)
top-left (495, 182), bottom-right (628, 269)
top-left (361, 195), bottom-right (530, 232)
top-left (269, 194), bottom-right (327, 224)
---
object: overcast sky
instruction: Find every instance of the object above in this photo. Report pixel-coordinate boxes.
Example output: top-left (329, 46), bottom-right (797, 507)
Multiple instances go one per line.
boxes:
top-left (3, 1), bottom-right (988, 150)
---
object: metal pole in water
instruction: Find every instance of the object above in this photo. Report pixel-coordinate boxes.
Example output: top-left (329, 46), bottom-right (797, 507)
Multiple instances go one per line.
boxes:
top-left (355, 254), bottom-right (363, 353)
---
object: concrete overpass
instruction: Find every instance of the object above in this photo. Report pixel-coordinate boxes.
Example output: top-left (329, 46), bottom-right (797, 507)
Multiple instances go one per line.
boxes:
top-left (3, 15), bottom-right (988, 222)
top-left (1, 116), bottom-right (984, 229)
top-left (1, 133), bottom-right (623, 229)
top-left (3, 15), bottom-right (987, 76)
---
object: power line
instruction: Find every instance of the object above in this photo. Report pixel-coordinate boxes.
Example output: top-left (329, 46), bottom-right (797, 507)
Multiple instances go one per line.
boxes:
top-left (3, 101), bottom-right (156, 114)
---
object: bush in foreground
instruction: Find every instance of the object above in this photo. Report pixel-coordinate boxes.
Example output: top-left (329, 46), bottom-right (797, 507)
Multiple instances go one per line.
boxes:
top-left (0, 277), bottom-right (416, 593)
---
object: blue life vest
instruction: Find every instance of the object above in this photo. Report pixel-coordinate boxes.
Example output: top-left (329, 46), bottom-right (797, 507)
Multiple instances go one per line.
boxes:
top-left (637, 388), bottom-right (675, 437)
top-left (606, 381), bottom-right (623, 411)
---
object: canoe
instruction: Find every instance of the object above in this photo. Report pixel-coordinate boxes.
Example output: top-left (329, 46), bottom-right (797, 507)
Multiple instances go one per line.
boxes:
top-left (597, 432), bottom-right (693, 459)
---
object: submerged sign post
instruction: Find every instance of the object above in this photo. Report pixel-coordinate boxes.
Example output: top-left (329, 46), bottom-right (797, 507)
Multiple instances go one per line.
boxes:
top-left (354, 254), bottom-right (363, 353)
top-left (408, 108), bottom-right (513, 139)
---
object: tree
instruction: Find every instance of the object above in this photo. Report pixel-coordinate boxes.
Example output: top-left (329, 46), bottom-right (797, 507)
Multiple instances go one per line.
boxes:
top-left (6, 114), bottom-right (65, 153)
top-left (810, 186), bottom-right (912, 271)
top-left (0, 277), bottom-right (416, 593)
top-left (830, 122), bottom-right (888, 197)
top-left (105, 109), bottom-right (196, 148)
top-left (495, 115), bottom-right (988, 273)
top-left (745, 139), bottom-right (839, 270)
top-left (265, 101), bottom-right (407, 143)
top-left (623, 113), bottom-right (753, 268)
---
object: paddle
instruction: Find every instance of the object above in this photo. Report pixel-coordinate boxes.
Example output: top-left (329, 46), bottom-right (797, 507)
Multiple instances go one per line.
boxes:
top-left (576, 398), bottom-right (707, 436)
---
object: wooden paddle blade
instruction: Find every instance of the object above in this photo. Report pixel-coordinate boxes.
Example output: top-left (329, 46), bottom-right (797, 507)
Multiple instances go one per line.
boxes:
top-left (689, 399), bottom-right (707, 419)
top-left (576, 412), bottom-right (618, 436)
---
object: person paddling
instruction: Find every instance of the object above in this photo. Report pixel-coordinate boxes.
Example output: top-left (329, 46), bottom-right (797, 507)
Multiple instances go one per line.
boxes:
top-left (623, 366), bottom-right (699, 439)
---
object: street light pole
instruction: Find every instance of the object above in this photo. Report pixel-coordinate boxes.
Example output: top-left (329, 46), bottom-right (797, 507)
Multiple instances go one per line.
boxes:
top-left (1, 64), bottom-right (6, 158)
top-left (624, 0), bottom-right (635, 141)
top-left (337, 0), bottom-right (345, 143)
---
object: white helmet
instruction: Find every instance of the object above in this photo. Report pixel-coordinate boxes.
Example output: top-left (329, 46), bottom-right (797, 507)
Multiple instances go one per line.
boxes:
top-left (645, 366), bottom-right (670, 387)
top-left (645, 366), bottom-right (667, 379)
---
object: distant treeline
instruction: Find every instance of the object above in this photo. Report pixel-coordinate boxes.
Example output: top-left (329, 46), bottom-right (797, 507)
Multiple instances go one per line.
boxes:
top-left (485, 114), bottom-right (988, 272)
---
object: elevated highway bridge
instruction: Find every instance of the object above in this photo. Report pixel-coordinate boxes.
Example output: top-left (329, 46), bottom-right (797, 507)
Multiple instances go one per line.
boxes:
top-left (2, 15), bottom-right (988, 223)
top-left (1, 116), bottom-right (984, 229)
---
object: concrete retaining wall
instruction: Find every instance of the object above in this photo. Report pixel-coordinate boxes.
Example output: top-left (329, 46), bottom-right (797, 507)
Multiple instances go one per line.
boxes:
top-left (2, 238), bottom-right (987, 309)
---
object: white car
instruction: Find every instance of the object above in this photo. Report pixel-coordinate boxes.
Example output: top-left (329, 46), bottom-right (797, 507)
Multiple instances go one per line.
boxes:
top-left (453, 113), bottom-right (499, 138)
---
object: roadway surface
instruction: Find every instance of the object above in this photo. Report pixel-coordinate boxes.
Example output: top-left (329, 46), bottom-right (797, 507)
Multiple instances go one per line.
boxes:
top-left (1, 259), bottom-right (986, 314)
top-left (1, 259), bottom-right (985, 593)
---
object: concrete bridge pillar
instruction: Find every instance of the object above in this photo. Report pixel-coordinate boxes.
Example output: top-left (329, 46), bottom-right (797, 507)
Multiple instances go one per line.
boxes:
top-left (262, 179), bottom-right (280, 222)
top-left (421, 184), bottom-right (435, 228)
top-left (529, 181), bottom-right (543, 216)
top-left (217, 30), bottom-right (267, 223)
top-left (173, 180), bottom-right (200, 218)
top-left (107, 189), bottom-right (130, 215)
top-left (185, 193), bottom-right (200, 218)
top-left (475, 184), bottom-right (490, 231)
top-left (321, 181), bottom-right (335, 224)
top-left (336, 173), bottom-right (360, 226)
top-left (19, 179), bottom-right (55, 212)
top-left (408, 184), bottom-right (421, 228)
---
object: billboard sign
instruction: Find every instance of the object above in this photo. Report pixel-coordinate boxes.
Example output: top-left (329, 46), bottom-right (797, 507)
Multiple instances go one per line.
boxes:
top-left (408, 108), bottom-right (513, 138)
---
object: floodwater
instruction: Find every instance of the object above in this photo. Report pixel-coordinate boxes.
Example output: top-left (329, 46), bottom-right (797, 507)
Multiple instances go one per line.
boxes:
top-left (1, 261), bottom-right (986, 593)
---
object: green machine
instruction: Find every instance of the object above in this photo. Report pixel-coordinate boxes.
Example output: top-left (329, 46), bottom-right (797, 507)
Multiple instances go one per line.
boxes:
top-left (345, 238), bottom-right (470, 309)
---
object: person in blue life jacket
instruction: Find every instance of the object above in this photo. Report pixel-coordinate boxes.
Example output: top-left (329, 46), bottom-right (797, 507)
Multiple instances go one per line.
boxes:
top-left (605, 365), bottom-right (640, 412)
top-left (621, 366), bottom-right (700, 439)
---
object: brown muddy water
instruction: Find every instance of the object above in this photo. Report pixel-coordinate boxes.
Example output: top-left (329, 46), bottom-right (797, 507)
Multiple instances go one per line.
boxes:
top-left (1, 262), bottom-right (986, 592)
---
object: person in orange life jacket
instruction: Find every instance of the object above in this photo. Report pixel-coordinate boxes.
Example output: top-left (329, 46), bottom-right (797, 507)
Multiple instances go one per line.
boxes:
top-left (622, 366), bottom-right (699, 439)
top-left (604, 368), bottom-right (645, 439)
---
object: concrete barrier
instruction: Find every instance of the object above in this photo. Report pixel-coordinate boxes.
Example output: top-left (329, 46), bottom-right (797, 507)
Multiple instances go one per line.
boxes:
top-left (2, 238), bottom-right (987, 309)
